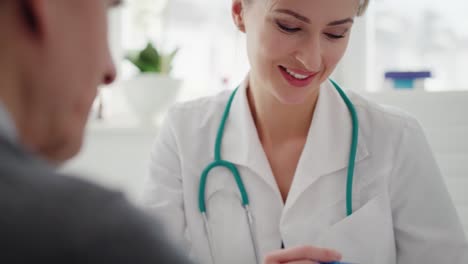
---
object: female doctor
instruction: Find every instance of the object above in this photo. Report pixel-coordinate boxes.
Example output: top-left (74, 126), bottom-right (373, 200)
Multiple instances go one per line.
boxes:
top-left (143, 0), bottom-right (468, 263)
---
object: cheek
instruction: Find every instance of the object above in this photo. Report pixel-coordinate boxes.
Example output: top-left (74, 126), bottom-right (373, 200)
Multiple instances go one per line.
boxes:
top-left (322, 41), bottom-right (349, 73)
top-left (79, 7), bottom-right (108, 78)
top-left (74, 16), bottom-right (108, 109)
top-left (252, 25), bottom-right (295, 69)
top-left (68, 52), bottom-right (98, 115)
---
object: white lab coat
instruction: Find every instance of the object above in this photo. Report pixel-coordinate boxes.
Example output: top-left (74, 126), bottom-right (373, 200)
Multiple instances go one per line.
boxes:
top-left (143, 78), bottom-right (468, 264)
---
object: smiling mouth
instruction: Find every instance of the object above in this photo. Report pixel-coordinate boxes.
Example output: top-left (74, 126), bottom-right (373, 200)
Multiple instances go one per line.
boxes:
top-left (279, 65), bottom-right (316, 80)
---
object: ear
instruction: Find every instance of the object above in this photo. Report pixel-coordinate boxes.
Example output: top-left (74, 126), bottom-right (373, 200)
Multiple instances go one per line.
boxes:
top-left (20, 0), bottom-right (48, 39)
top-left (231, 0), bottom-right (246, 33)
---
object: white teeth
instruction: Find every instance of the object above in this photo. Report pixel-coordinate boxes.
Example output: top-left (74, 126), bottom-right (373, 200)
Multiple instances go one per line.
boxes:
top-left (284, 68), bottom-right (309, 80)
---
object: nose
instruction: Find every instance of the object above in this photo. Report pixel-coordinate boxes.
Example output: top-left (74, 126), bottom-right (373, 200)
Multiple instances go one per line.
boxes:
top-left (295, 35), bottom-right (322, 71)
top-left (103, 50), bottom-right (117, 85)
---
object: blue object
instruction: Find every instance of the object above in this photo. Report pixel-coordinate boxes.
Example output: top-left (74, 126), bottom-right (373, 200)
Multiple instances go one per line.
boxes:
top-left (385, 71), bottom-right (432, 89)
top-left (393, 79), bottom-right (415, 89)
top-left (198, 79), bottom-right (360, 264)
top-left (385, 71), bottom-right (432, 79)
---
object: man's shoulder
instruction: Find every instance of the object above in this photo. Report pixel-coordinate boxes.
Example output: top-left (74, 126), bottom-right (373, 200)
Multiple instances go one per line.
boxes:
top-left (0, 139), bottom-right (192, 263)
top-left (0, 138), bottom-right (135, 238)
top-left (0, 138), bottom-right (120, 209)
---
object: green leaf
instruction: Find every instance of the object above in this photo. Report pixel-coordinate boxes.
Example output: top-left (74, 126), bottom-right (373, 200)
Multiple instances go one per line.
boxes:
top-left (160, 48), bottom-right (179, 74)
top-left (125, 42), bottom-right (177, 74)
top-left (139, 43), bottom-right (160, 66)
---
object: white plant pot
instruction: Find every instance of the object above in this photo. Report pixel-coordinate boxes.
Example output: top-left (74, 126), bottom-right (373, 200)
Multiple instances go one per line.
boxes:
top-left (122, 73), bottom-right (181, 126)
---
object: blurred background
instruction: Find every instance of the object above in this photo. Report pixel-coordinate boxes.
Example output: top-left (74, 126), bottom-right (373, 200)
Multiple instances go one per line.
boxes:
top-left (63, 0), bottom-right (468, 235)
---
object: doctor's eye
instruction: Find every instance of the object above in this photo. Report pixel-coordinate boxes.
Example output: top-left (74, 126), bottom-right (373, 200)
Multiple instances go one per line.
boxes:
top-left (324, 33), bottom-right (346, 39)
top-left (276, 21), bottom-right (301, 33)
top-left (324, 28), bottom-right (349, 40)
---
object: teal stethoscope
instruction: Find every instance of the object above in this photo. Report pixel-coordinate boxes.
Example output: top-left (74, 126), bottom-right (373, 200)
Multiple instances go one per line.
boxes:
top-left (198, 80), bottom-right (359, 264)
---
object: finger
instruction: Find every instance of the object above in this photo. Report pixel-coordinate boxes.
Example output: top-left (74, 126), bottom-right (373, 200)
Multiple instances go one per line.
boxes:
top-left (282, 261), bottom-right (320, 264)
top-left (301, 246), bottom-right (342, 262)
top-left (263, 257), bottom-right (317, 264)
top-left (264, 246), bottom-right (341, 263)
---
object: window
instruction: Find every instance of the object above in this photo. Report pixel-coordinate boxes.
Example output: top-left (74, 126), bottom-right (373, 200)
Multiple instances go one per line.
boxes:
top-left (115, 0), bottom-right (248, 102)
top-left (373, 0), bottom-right (468, 91)
top-left (111, 0), bottom-right (468, 97)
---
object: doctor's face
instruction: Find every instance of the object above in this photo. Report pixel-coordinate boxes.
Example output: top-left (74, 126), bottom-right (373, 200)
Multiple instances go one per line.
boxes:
top-left (21, 0), bottom-right (119, 162)
top-left (232, 0), bottom-right (360, 104)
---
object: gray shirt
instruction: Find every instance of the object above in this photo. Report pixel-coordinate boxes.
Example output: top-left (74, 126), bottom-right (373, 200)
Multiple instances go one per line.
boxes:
top-left (0, 101), bottom-right (192, 263)
top-left (0, 101), bottom-right (17, 143)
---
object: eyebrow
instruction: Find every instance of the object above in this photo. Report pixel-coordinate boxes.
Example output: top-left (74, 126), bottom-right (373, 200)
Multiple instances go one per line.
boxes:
top-left (327, 18), bottom-right (354, 26)
top-left (274, 9), bottom-right (354, 26)
top-left (275, 9), bottom-right (311, 23)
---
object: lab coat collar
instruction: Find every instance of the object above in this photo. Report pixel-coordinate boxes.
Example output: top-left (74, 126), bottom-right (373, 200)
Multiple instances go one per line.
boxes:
top-left (285, 80), bottom-right (369, 210)
top-left (221, 76), bottom-right (279, 192)
top-left (221, 77), bottom-right (369, 201)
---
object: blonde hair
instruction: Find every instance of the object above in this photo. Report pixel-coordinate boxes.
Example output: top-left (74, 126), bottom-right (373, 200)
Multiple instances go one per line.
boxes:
top-left (357, 0), bottom-right (370, 16)
top-left (245, 0), bottom-right (371, 17)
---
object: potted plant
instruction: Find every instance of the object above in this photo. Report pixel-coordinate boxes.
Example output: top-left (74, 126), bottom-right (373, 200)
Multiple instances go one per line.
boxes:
top-left (122, 42), bottom-right (181, 126)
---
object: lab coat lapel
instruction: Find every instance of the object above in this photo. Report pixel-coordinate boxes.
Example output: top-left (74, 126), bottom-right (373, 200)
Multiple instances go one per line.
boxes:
top-left (220, 78), bottom-right (280, 194)
top-left (284, 81), bottom-right (369, 212)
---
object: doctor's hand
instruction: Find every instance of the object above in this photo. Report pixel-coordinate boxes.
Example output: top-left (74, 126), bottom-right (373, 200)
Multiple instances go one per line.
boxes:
top-left (263, 245), bottom-right (342, 264)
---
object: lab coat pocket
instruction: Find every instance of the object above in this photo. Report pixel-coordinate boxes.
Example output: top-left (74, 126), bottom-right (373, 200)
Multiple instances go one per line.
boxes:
top-left (204, 171), bottom-right (256, 264)
top-left (317, 194), bottom-right (394, 264)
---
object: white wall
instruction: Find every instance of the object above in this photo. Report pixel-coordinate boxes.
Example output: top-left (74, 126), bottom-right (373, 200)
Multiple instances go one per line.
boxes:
top-left (63, 122), bottom-right (157, 205)
top-left (363, 90), bottom-right (468, 235)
